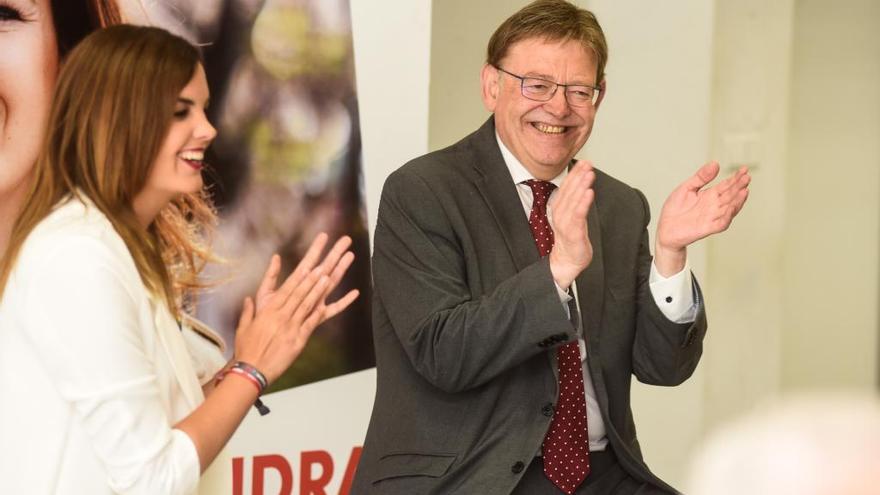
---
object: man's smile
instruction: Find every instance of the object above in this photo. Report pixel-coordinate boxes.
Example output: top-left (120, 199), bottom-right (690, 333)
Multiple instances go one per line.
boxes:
top-left (531, 122), bottom-right (568, 134)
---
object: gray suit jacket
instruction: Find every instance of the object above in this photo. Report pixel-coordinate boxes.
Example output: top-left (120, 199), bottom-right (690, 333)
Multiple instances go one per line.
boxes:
top-left (352, 118), bottom-right (707, 494)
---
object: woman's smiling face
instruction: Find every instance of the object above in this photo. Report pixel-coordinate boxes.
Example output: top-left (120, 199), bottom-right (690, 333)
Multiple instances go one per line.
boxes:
top-left (135, 63), bottom-right (217, 215)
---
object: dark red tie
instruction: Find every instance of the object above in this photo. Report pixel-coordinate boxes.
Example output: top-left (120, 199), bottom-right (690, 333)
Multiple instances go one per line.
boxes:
top-left (524, 179), bottom-right (590, 494)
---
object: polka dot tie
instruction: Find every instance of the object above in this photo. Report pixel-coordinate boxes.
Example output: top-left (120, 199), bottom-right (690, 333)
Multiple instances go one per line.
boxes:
top-left (524, 179), bottom-right (590, 495)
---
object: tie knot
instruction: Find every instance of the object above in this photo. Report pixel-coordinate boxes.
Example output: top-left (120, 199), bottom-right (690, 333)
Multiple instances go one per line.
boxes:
top-left (524, 179), bottom-right (556, 207)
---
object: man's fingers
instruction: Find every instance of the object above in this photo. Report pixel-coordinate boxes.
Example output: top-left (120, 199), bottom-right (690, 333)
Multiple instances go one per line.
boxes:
top-left (716, 169), bottom-right (752, 206)
top-left (685, 161), bottom-right (720, 191)
top-left (554, 160), bottom-right (591, 202)
top-left (731, 188), bottom-right (750, 216)
top-left (567, 170), bottom-right (594, 221)
top-left (583, 169), bottom-right (596, 189)
top-left (550, 168), bottom-right (576, 212)
top-left (553, 164), bottom-right (593, 220)
top-left (714, 166), bottom-right (751, 196)
top-left (576, 187), bottom-right (595, 217)
top-left (572, 159), bottom-right (594, 173)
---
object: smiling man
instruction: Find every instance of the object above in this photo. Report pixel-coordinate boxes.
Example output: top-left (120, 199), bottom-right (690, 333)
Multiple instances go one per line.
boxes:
top-left (353, 1), bottom-right (750, 494)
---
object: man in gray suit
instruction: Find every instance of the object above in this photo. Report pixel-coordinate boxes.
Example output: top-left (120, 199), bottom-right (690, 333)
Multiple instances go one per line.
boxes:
top-left (353, 1), bottom-right (751, 493)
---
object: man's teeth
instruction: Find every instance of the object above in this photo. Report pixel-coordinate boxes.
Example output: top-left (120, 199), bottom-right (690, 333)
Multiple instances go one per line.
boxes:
top-left (533, 123), bottom-right (566, 134)
top-left (179, 151), bottom-right (204, 161)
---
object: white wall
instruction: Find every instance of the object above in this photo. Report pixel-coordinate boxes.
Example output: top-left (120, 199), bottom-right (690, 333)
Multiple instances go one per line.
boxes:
top-left (351, 0), bottom-right (433, 241)
top-left (702, 0), bottom-right (795, 437)
top-left (781, 0), bottom-right (880, 389)
top-left (428, 0), bottom-right (530, 150)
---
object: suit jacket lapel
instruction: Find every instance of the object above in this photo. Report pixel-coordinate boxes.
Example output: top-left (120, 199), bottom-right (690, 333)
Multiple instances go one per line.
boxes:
top-left (576, 201), bottom-right (605, 344)
top-left (469, 118), bottom-right (540, 272)
top-left (467, 118), bottom-right (605, 379)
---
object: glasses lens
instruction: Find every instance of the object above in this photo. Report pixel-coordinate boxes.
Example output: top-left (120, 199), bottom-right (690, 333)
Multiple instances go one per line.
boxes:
top-left (521, 78), bottom-right (555, 100)
top-left (565, 86), bottom-right (596, 107)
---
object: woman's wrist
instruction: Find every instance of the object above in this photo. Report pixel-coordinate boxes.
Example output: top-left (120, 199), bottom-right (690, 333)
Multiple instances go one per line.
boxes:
top-left (213, 360), bottom-right (272, 416)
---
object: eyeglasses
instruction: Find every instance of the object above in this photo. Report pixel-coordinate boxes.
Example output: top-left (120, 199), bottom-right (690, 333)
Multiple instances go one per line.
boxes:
top-left (494, 66), bottom-right (601, 107)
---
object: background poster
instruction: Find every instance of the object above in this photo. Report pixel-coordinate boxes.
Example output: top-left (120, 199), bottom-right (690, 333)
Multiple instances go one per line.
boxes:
top-left (132, 1), bottom-right (378, 493)
top-left (140, 0), bottom-right (375, 390)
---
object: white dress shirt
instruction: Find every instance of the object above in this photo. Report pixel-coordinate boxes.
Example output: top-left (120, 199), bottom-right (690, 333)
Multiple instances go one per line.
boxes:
top-left (0, 197), bottom-right (227, 494)
top-left (496, 135), bottom-right (697, 451)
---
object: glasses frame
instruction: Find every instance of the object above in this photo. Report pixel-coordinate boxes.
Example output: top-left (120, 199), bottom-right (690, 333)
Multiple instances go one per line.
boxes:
top-left (494, 65), bottom-right (601, 107)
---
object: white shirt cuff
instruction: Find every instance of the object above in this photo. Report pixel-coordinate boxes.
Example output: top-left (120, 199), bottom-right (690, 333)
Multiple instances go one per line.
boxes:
top-left (649, 260), bottom-right (697, 323)
top-left (555, 281), bottom-right (573, 318)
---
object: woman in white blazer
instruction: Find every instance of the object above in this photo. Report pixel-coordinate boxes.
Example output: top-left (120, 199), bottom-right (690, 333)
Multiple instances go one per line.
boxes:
top-left (0, 25), bottom-right (358, 494)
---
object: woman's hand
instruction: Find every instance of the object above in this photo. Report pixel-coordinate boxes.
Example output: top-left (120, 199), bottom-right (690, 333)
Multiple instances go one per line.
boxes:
top-left (232, 233), bottom-right (359, 384)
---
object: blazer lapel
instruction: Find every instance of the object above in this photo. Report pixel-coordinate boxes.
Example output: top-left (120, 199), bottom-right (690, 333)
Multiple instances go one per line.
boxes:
top-left (77, 195), bottom-right (205, 411)
top-left (151, 296), bottom-right (204, 410)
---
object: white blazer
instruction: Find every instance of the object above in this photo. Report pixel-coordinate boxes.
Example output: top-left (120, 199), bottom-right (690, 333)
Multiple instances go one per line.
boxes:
top-left (0, 196), bottom-right (227, 494)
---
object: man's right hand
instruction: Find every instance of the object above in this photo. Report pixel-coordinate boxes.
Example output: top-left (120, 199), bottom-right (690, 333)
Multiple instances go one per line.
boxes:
top-left (548, 160), bottom-right (595, 290)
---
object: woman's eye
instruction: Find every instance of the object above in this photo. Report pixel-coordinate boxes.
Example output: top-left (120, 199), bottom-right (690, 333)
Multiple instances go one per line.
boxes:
top-left (174, 108), bottom-right (189, 119)
top-left (0, 6), bottom-right (25, 22)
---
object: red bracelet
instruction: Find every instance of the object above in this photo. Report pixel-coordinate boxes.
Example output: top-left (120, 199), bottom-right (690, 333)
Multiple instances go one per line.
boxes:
top-left (225, 367), bottom-right (263, 394)
top-left (213, 363), bottom-right (272, 416)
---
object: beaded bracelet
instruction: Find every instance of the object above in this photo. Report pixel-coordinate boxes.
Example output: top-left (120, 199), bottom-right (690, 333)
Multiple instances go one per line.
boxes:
top-left (215, 361), bottom-right (271, 416)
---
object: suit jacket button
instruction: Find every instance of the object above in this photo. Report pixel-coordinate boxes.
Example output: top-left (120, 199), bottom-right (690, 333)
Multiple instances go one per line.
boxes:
top-left (511, 461), bottom-right (525, 474)
top-left (542, 403), bottom-right (554, 417)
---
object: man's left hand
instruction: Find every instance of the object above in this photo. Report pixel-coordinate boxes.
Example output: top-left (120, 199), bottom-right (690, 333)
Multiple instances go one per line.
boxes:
top-left (654, 162), bottom-right (751, 276)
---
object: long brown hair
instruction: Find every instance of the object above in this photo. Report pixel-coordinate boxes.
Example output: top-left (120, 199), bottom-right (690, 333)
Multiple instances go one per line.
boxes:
top-left (0, 25), bottom-right (218, 317)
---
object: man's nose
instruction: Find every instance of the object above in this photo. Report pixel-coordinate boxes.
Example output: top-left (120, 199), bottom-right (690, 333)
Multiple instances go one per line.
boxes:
top-left (543, 87), bottom-right (571, 117)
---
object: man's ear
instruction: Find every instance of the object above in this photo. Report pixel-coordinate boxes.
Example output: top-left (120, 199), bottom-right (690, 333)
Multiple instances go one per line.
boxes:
top-left (594, 79), bottom-right (607, 110)
top-left (480, 64), bottom-right (500, 112)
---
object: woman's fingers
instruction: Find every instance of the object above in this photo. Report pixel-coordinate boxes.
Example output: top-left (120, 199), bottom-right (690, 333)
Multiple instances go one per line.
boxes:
top-left (290, 275), bottom-right (329, 328)
top-left (255, 254), bottom-right (281, 309)
top-left (280, 266), bottom-right (324, 317)
top-left (319, 236), bottom-right (352, 274)
top-left (326, 251), bottom-right (355, 292)
top-left (323, 289), bottom-right (360, 321)
top-left (279, 236), bottom-right (355, 315)
top-left (277, 233), bottom-right (329, 296)
top-left (237, 297), bottom-right (255, 331)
